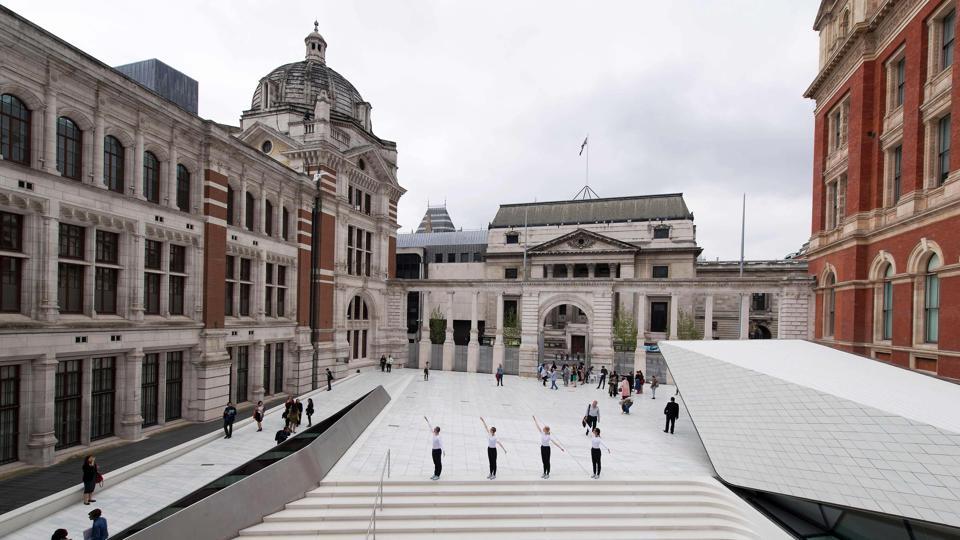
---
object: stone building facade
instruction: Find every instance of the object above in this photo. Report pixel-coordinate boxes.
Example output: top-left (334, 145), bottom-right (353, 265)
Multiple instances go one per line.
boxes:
top-left (806, 0), bottom-right (960, 380)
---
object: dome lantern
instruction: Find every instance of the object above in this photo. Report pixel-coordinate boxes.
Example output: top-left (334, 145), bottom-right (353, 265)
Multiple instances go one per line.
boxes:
top-left (305, 21), bottom-right (327, 64)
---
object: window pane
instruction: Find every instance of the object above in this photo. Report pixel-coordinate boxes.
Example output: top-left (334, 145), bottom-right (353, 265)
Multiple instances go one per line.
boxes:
top-left (169, 245), bottom-right (186, 273)
top-left (145, 240), bottom-right (162, 270)
top-left (0, 257), bottom-right (21, 313)
top-left (0, 212), bottom-right (22, 252)
top-left (103, 136), bottom-right (124, 193)
top-left (54, 359), bottom-right (82, 449)
top-left (0, 365), bottom-right (20, 464)
top-left (95, 267), bottom-right (117, 314)
top-left (0, 94), bottom-right (31, 166)
top-left (59, 224), bottom-right (85, 259)
top-left (141, 354), bottom-right (159, 427)
top-left (235, 346), bottom-right (249, 403)
top-left (169, 276), bottom-right (185, 315)
top-left (165, 352), bottom-right (183, 421)
top-left (176, 165), bottom-right (190, 212)
top-left (90, 357), bottom-right (115, 440)
top-left (57, 117), bottom-right (82, 180)
top-left (144, 273), bottom-right (161, 315)
top-left (58, 263), bottom-right (84, 313)
top-left (274, 343), bottom-right (284, 394)
top-left (95, 230), bottom-right (119, 264)
top-left (143, 152), bottom-right (160, 203)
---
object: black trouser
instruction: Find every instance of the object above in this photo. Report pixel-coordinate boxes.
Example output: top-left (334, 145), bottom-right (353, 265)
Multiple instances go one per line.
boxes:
top-left (387, 364), bottom-right (392, 372)
top-left (307, 413), bottom-right (313, 426)
top-left (591, 448), bottom-right (602, 475)
top-left (496, 374), bottom-right (503, 386)
top-left (327, 379), bottom-right (333, 391)
top-left (380, 362), bottom-right (385, 372)
top-left (432, 448), bottom-right (442, 477)
top-left (487, 447), bottom-right (497, 475)
top-left (424, 370), bottom-right (429, 381)
top-left (540, 446), bottom-right (551, 475)
top-left (223, 421), bottom-right (233, 438)
top-left (585, 415), bottom-right (598, 433)
top-left (596, 376), bottom-right (606, 389)
top-left (665, 416), bottom-right (676, 433)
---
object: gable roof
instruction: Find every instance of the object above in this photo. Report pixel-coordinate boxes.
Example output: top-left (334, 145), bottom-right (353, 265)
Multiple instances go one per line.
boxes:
top-left (528, 228), bottom-right (639, 254)
top-left (490, 194), bottom-right (692, 229)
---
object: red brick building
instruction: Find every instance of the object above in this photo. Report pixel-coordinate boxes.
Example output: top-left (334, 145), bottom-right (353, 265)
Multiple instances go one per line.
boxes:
top-left (806, 0), bottom-right (960, 379)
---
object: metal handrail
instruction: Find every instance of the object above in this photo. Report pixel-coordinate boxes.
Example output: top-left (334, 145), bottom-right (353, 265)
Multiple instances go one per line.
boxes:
top-left (364, 449), bottom-right (391, 540)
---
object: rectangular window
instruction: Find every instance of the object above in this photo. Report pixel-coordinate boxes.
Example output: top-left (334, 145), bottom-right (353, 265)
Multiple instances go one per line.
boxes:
top-left (460, 252), bottom-right (469, 263)
top-left (653, 227), bottom-right (669, 239)
top-left (751, 293), bottom-right (769, 311)
top-left (225, 255), bottom-right (235, 316)
top-left (169, 276), bottom-right (184, 316)
top-left (144, 273), bottom-right (161, 315)
top-left (265, 201), bottom-right (273, 237)
top-left (0, 212), bottom-right (22, 252)
top-left (235, 346), bottom-right (249, 403)
top-left (90, 357), bottom-right (115, 440)
top-left (0, 257), bottom-right (21, 313)
top-left (144, 240), bottom-right (162, 270)
top-left (893, 145), bottom-right (902, 203)
top-left (833, 109), bottom-right (842, 150)
top-left (447, 253), bottom-right (456, 263)
top-left (652, 265), bottom-right (669, 279)
top-left (434, 253), bottom-right (442, 263)
top-left (282, 207), bottom-right (290, 241)
top-left (505, 233), bottom-right (519, 244)
top-left (895, 58), bottom-right (905, 107)
top-left (227, 186), bottom-right (235, 226)
top-left (365, 232), bottom-right (372, 276)
top-left (94, 267), bottom-right (118, 314)
top-left (925, 274), bottom-right (940, 343)
top-left (95, 231), bottom-right (118, 264)
top-left (165, 352), bottom-right (183, 421)
top-left (938, 114), bottom-right (951, 185)
top-left (277, 266), bottom-right (287, 317)
top-left (169, 245), bottom-right (186, 273)
top-left (364, 193), bottom-right (371, 215)
top-left (239, 258), bottom-right (251, 316)
top-left (59, 223), bottom-right (85, 259)
top-left (882, 280), bottom-right (894, 340)
top-left (943, 10), bottom-right (956, 69)
top-left (58, 263), bottom-right (84, 314)
top-left (504, 268), bottom-right (518, 279)
top-left (0, 365), bottom-right (19, 464)
top-left (54, 359), bottom-right (82, 449)
top-left (473, 252), bottom-right (482, 262)
top-left (650, 302), bottom-right (668, 332)
top-left (245, 193), bottom-right (255, 231)
top-left (263, 345), bottom-right (272, 397)
top-left (141, 353), bottom-right (159, 427)
top-left (265, 263), bottom-right (274, 317)
top-left (274, 343), bottom-right (284, 394)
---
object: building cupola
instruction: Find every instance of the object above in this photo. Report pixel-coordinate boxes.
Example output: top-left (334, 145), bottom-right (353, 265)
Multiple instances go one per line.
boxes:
top-left (305, 21), bottom-right (327, 63)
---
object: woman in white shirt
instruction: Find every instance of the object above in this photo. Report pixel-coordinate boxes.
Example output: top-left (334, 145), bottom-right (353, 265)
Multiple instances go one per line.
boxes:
top-left (425, 417), bottom-right (445, 480)
top-left (533, 416), bottom-right (565, 479)
top-left (590, 427), bottom-right (612, 479)
top-left (480, 417), bottom-right (507, 479)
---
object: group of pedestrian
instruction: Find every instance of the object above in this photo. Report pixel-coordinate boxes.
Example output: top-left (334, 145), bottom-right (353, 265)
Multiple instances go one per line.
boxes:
top-left (53, 456), bottom-right (109, 539)
top-left (538, 361), bottom-right (589, 389)
top-left (379, 354), bottom-right (395, 372)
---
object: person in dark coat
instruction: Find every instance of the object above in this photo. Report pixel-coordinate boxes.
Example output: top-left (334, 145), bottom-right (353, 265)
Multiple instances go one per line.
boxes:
top-left (380, 354), bottom-right (387, 372)
top-left (275, 426), bottom-right (291, 445)
top-left (326, 368), bottom-right (334, 391)
top-left (664, 397), bottom-right (680, 434)
top-left (81, 455), bottom-right (99, 505)
top-left (306, 398), bottom-right (315, 426)
top-left (51, 529), bottom-right (70, 540)
top-left (595, 366), bottom-right (607, 389)
top-left (223, 402), bottom-right (237, 438)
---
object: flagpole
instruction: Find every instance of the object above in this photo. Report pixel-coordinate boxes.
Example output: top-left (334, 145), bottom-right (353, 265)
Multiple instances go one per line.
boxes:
top-left (585, 132), bottom-right (590, 190)
top-left (739, 193), bottom-right (746, 278)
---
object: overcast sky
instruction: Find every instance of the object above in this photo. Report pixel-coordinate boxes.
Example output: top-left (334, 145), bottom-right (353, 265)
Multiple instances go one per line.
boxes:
top-left (7, 0), bottom-right (818, 261)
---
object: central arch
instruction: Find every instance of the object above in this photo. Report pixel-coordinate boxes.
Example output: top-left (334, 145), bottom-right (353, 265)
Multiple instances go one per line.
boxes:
top-left (538, 294), bottom-right (595, 363)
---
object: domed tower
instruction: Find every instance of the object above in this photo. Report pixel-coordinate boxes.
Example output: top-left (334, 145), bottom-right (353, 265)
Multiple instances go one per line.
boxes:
top-left (236, 23), bottom-right (406, 371)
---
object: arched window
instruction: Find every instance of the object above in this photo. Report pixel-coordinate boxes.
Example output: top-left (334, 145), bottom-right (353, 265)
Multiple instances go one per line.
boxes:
top-left (143, 151), bottom-right (160, 203)
top-left (103, 135), bottom-right (124, 193)
top-left (824, 272), bottom-right (836, 338)
top-left (245, 191), bottom-right (255, 231)
top-left (56, 117), bottom-right (82, 180)
top-left (227, 185), bottom-right (236, 225)
top-left (881, 264), bottom-right (894, 340)
top-left (176, 164), bottom-right (190, 212)
top-left (265, 200), bottom-right (274, 237)
top-left (924, 254), bottom-right (941, 343)
top-left (346, 295), bottom-right (370, 361)
top-left (0, 94), bottom-right (31, 165)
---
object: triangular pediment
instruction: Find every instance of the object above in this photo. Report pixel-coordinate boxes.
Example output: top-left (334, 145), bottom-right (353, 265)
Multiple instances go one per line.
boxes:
top-left (528, 228), bottom-right (639, 254)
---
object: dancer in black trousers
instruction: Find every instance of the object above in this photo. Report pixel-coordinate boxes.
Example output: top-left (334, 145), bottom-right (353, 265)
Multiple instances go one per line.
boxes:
top-left (533, 416), bottom-right (565, 479)
top-left (425, 417), bottom-right (444, 480)
top-left (480, 417), bottom-right (507, 479)
top-left (590, 428), bottom-right (612, 478)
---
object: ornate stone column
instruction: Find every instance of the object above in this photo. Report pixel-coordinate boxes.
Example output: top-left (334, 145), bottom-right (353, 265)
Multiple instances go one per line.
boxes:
top-left (168, 139), bottom-right (179, 209)
top-left (467, 291), bottom-right (479, 372)
top-left (43, 87), bottom-right (58, 174)
top-left (93, 111), bottom-right (104, 187)
top-left (669, 293), bottom-right (679, 340)
top-left (703, 294), bottom-right (714, 340)
top-left (418, 291), bottom-right (431, 369)
top-left (39, 204), bottom-right (60, 322)
top-left (633, 292), bottom-right (647, 372)
top-left (518, 290), bottom-right (541, 376)
top-left (443, 291), bottom-right (455, 371)
top-left (492, 292), bottom-right (504, 369)
top-left (134, 124), bottom-right (144, 199)
top-left (118, 348), bottom-right (144, 441)
top-left (251, 340), bottom-right (265, 404)
top-left (24, 353), bottom-right (58, 466)
top-left (739, 293), bottom-right (750, 339)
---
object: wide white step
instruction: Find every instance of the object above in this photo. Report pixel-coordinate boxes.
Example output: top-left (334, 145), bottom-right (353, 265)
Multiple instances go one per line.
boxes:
top-left (238, 531), bottom-right (753, 540)
top-left (286, 493), bottom-right (740, 510)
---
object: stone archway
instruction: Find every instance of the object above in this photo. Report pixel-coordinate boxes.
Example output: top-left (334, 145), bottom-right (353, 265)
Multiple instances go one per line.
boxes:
top-left (538, 295), bottom-right (596, 366)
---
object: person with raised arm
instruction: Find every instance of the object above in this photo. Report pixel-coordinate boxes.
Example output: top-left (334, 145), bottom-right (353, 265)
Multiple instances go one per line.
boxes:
top-left (533, 416), bottom-right (565, 479)
top-left (480, 417), bottom-right (507, 479)
top-left (424, 416), bottom-right (445, 480)
top-left (589, 427), bottom-right (612, 479)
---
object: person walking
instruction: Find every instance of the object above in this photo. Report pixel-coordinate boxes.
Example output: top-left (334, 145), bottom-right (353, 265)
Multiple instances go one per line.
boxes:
top-left (253, 400), bottom-right (265, 431)
top-left (81, 455), bottom-right (100, 505)
top-left (533, 416), bottom-right (565, 479)
top-left (86, 509), bottom-right (108, 540)
top-left (562, 364), bottom-right (570, 387)
top-left (495, 364), bottom-right (504, 386)
top-left (650, 375), bottom-right (659, 399)
top-left (664, 397), bottom-right (680, 434)
top-left (549, 368), bottom-right (559, 390)
top-left (589, 428), bottom-right (612, 479)
top-left (287, 402), bottom-right (301, 433)
top-left (424, 417), bottom-right (445, 480)
top-left (275, 426), bottom-right (291, 445)
top-left (539, 363), bottom-right (547, 387)
top-left (608, 372), bottom-right (619, 398)
top-left (423, 361), bottom-right (430, 381)
top-left (636, 370), bottom-right (645, 394)
top-left (480, 417), bottom-right (507, 479)
top-left (295, 399), bottom-right (304, 429)
top-left (222, 402), bottom-right (237, 438)
top-left (387, 354), bottom-right (394, 372)
top-left (619, 377), bottom-right (631, 400)
top-left (306, 398), bottom-right (314, 426)
top-left (584, 400), bottom-right (600, 435)
top-left (596, 366), bottom-right (607, 390)
top-left (326, 367), bottom-right (334, 391)
top-left (380, 354), bottom-right (387, 372)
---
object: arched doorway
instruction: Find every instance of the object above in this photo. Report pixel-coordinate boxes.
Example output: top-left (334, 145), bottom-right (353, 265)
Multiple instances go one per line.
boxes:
top-left (541, 302), bottom-right (591, 364)
top-left (749, 323), bottom-right (772, 339)
top-left (346, 295), bottom-right (371, 361)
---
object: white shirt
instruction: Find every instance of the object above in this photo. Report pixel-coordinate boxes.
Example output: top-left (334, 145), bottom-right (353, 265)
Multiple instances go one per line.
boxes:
top-left (432, 435), bottom-right (443, 450)
top-left (591, 436), bottom-right (608, 450)
top-left (488, 436), bottom-right (497, 448)
top-left (541, 433), bottom-right (551, 446)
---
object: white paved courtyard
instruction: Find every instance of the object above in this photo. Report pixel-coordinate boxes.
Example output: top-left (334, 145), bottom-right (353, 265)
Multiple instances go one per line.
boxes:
top-left (329, 369), bottom-right (713, 481)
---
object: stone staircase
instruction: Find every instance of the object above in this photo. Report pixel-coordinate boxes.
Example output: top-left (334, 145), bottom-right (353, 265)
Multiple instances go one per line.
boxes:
top-left (235, 478), bottom-right (785, 539)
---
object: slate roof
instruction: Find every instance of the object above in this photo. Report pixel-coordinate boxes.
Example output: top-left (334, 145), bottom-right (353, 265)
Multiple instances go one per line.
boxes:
top-left (397, 230), bottom-right (488, 248)
top-left (490, 194), bottom-right (692, 229)
top-left (660, 340), bottom-right (960, 529)
top-left (416, 206), bottom-right (456, 233)
top-left (250, 60), bottom-right (364, 120)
